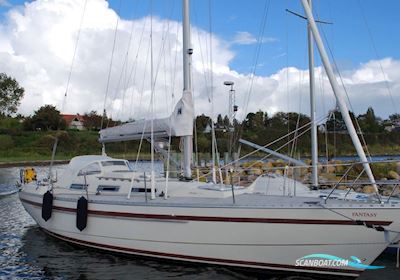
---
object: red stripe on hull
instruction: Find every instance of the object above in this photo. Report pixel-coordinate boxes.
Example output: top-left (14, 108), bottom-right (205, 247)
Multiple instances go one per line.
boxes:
top-left (20, 198), bottom-right (393, 226)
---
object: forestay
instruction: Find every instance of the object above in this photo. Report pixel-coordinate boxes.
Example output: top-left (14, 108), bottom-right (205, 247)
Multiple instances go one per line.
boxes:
top-left (99, 90), bottom-right (194, 143)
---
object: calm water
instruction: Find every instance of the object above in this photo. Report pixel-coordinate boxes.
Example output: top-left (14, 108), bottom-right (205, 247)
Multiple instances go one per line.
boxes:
top-left (0, 164), bottom-right (399, 280)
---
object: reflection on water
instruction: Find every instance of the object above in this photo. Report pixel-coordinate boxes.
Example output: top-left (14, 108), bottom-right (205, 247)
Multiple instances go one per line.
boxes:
top-left (0, 164), bottom-right (399, 279)
top-left (0, 167), bottom-right (20, 194)
top-left (0, 194), bottom-right (39, 279)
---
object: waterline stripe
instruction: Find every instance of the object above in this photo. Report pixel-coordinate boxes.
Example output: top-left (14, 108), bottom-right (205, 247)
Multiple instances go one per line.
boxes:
top-left (43, 229), bottom-right (361, 276)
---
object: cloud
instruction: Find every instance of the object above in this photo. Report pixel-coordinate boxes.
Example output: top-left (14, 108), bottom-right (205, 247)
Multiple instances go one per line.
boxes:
top-left (0, 0), bottom-right (11, 7)
top-left (232, 31), bottom-right (257, 45)
top-left (231, 31), bottom-right (277, 45)
top-left (273, 52), bottom-right (286, 59)
top-left (227, 15), bottom-right (237, 22)
top-left (0, 0), bottom-right (399, 125)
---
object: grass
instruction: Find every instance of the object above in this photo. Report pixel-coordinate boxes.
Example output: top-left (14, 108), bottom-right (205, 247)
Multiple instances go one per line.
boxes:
top-left (0, 130), bottom-right (155, 164)
top-left (1, 129), bottom-right (400, 164)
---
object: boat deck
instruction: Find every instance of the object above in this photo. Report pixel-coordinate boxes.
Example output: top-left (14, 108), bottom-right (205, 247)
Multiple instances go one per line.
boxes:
top-left (44, 192), bottom-right (400, 209)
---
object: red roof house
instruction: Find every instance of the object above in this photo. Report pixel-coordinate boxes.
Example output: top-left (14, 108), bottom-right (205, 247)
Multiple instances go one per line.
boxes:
top-left (61, 114), bottom-right (85, 130)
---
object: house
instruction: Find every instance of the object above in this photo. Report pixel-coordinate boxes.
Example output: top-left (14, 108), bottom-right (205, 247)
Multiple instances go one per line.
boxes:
top-left (61, 114), bottom-right (85, 130)
top-left (384, 119), bottom-right (400, 132)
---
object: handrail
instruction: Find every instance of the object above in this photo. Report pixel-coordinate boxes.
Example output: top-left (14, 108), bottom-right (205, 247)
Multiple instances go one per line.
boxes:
top-left (344, 168), bottom-right (365, 199)
top-left (324, 163), bottom-right (356, 203)
top-left (387, 184), bottom-right (399, 203)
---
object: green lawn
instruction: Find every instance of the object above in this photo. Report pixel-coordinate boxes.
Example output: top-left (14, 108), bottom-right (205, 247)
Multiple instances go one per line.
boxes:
top-left (0, 130), bottom-right (154, 163)
top-left (1, 129), bottom-right (400, 164)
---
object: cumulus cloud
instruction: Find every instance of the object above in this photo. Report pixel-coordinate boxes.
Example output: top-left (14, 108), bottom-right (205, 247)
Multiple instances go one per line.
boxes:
top-left (0, 0), bottom-right (399, 124)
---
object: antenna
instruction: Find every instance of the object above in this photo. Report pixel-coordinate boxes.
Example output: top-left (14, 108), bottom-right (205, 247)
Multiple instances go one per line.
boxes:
top-left (223, 81), bottom-right (234, 86)
top-left (224, 81), bottom-right (237, 160)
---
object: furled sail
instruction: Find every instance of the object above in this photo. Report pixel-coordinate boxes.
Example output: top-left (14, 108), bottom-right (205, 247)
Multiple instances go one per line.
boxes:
top-left (99, 90), bottom-right (193, 143)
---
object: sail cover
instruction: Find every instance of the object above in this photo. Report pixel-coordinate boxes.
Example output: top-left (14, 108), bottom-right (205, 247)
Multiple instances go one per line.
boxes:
top-left (99, 90), bottom-right (193, 143)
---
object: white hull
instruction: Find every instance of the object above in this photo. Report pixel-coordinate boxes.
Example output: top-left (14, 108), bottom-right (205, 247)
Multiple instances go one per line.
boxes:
top-left (0, 189), bottom-right (18, 196)
top-left (19, 190), bottom-right (400, 277)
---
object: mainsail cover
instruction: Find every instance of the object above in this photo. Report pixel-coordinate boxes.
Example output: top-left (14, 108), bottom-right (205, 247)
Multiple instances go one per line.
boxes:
top-left (99, 90), bottom-right (193, 143)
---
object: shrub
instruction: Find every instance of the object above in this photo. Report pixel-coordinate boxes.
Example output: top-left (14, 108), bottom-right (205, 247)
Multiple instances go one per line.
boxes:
top-left (0, 134), bottom-right (14, 150)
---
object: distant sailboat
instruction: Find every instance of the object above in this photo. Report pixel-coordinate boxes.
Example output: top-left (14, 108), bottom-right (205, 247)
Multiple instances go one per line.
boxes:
top-left (19, 0), bottom-right (400, 277)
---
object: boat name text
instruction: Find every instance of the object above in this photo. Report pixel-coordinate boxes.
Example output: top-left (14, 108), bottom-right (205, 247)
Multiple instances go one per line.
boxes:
top-left (352, 212), bottom-right (377, 218)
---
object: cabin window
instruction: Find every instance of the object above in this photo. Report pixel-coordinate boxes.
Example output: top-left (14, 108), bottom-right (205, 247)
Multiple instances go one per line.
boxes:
top-left (126, 162), bottom-right (133, 171)
top-left (131, 187), bottom-right (156, 193)
top-left (78, 162), bottom-right (101, 176)
top-left (97, 185), bottom-right (120, 192)
top-left (70, 184), bottom-right (86, 190)
top-left (101, 161), bottom-right (127, 167)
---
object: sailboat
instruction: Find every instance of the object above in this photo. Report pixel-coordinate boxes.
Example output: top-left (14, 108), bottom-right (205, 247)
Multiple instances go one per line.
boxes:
top-left (19, 0), bottom-right (400, 277)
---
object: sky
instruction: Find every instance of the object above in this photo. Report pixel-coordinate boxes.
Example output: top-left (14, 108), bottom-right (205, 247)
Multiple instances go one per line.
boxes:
top-left (0, 0), bottom-right (399, 122)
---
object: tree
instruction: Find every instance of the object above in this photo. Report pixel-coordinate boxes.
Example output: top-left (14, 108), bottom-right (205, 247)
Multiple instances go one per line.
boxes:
top-left (389, 113), bottom-right (400, 122)
top-left (357, 107), bottom-right (383, 133)
top-left (286, 112), bottom-right (310, 131)
top-left (263, 112), bottom-right (270, 127)
top-left (216, 114), bottom-right (223, 125)
top-left (269, 112), bottom-right (287, 128)
top-left (83, 111), bottom-right (103, 131)
top-left (243, 111), bottom-right (266, 130)
top-left (195, 114), bottom-right (212, 133)
top-left (223, 115), bottom-right (230, 127)
top-left (0, 73), bottom-right (25, 117)
top-left (325, 109), bottom-right (357, 132)
top-left (252, 111), bottom-right (265, 130)
top-left (243, 112), bottom-right (255, 129)
top-left (24, 105), bottom-right (66, 131)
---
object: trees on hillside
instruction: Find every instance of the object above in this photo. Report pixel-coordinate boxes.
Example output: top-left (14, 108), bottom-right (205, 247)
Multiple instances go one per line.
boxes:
top-left (24, 105), bottom-right (66, 131)
top-left (195, 114), bottom-right (212, 132)
top-left (326, 109), bottom-right (357, 132)
top-left (83, 111), bottom-right (103, 131)
top-left (325, 107), bottom-right (385, 133)
top-left (357, 107), bottom-right (383, 133)
top-left (0, 73), bottom-right (24, 117)
top-left (247, 111), bottom-right (265, 130)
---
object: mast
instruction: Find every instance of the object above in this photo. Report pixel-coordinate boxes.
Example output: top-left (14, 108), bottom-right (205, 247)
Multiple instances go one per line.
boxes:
top-left (182, 0), bottom-right (193, 179)
top-left (307, 0), bottom-right (318, 188)
top-left (301, 0), bottom-right (378, 194)
top-left (150, 1), bottom-right (155, 199)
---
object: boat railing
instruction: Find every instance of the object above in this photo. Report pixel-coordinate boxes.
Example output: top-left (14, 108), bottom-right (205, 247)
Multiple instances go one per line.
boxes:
top-left (159, 158), bottom-right (400, 202)
top-left (190, 159), bottom-right (400, 202)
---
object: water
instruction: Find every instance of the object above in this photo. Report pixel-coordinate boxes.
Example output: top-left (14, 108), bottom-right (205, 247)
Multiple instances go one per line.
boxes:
top-left (1, 164), bottom-right (399, 279)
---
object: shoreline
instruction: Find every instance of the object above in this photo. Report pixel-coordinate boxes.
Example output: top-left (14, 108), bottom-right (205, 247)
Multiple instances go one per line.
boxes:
top-left (0, 160), bottom-right (70, 168)
top-left (0, 155), bottom-right (155, 168)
